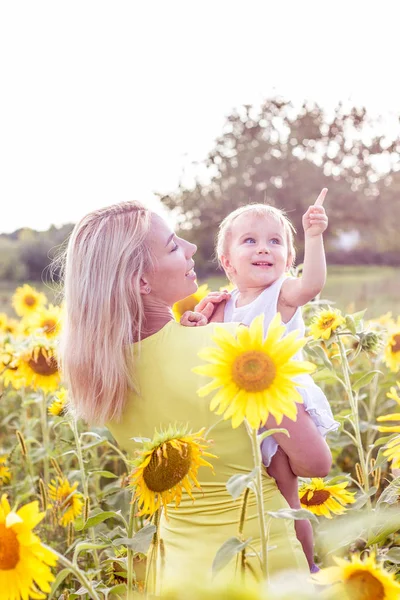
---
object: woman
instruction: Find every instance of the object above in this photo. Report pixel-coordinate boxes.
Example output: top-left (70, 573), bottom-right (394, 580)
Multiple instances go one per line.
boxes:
top-left (60, 201), bottom-right (332, 588)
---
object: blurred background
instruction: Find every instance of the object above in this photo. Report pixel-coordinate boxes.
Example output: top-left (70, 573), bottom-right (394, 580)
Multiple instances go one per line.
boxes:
top-left (1, 0), bottom-right (399, 317)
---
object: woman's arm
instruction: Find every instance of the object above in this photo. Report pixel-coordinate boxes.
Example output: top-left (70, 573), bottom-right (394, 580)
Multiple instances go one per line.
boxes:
top-left (265, 405), bottom-right (332, 477)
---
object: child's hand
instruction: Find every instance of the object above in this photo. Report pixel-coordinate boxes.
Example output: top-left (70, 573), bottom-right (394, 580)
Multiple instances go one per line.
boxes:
top-left (195, 291), bottom-right (231, 320)
top-left (180, 311), bottom-right (208, 327)
top-left (302, 188), bottom-right (328, 238)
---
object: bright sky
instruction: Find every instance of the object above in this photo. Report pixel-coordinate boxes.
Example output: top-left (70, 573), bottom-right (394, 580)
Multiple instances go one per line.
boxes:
top-left (1, 0), bottom-right (399, 234)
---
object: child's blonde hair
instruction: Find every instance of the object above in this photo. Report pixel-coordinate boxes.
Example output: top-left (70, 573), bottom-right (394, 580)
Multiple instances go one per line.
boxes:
top-left (58, 201), bottom-right (153, 425)
top-left (216, 203), bottom-right (296, 273)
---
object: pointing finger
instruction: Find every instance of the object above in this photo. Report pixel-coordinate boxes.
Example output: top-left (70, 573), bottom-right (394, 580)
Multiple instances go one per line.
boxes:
top-left (314, 188), bottom-right (328, 206)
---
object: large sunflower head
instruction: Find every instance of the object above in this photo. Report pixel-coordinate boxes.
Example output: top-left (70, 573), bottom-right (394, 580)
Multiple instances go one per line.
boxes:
top-left (27, 304), bottom-right (63, 339)
top-left (309, 307), bottom-right (346, 341)
top-left (0, 494), bottom-right (57, 598)
top-left (299, 478), bottom-right (356, 519)
top-left (384, 329), bottom-right (400, 373)
top-left (11, 342), bottom-right (60, 393)
top-left (48, 477), bottom-right (83, 527)
top-left (313, 551), bottom-right (400, 599)
top-left (193, 314), bottom-right (315, 429)
top-left (12, 284), bottom-right (47, 319)
top-left (129, 425), bottom-right (216, 517)
top-left (172, 284), bottom-right (210, 321)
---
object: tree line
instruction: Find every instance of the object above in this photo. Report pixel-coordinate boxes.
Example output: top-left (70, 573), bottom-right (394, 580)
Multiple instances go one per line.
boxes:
top-left (1, 96), bottom-right (400, 282)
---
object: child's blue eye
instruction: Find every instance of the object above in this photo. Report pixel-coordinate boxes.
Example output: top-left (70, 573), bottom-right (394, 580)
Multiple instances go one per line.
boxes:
top-left (270, 238), bottom-right (280, 245)
top-left (244, 238), bottom-right (256, 244)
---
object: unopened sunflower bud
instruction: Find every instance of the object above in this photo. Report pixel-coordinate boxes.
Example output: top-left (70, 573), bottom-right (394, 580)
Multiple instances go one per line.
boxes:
top-left (16, 430), bottom-right (27, 457)
top-left (357, 330), bottom-right (384, 355)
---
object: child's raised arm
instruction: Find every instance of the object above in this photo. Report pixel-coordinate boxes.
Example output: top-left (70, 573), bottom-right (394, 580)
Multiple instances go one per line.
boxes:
top-left (281, 188), bottom-right (328, 308)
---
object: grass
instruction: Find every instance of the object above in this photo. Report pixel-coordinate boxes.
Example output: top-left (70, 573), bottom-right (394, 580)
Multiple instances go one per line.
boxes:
top-left (1, 266), bottom-right (399, 319)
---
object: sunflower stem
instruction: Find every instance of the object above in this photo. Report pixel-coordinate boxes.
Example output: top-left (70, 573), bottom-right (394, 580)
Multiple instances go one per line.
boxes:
top-left (126, 496), bottom-right (137, 598)
top-left (337, 336), bottom-right (371, 507)
top-left (145, 509), bottom-right (161, 594)
top-left (40, 391), bottom-right (50, 484)
top-left (45, 545), bottom-right (101, 600)
top-left (238, 487), bottom-right (250, 578)
top-left (70, 417), bottom-right (101, 574)
top-left (246, 421), bottom-right (268, 579)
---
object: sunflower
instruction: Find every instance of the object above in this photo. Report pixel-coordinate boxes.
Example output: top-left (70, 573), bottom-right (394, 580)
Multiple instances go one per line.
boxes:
top-left (299, 478), bottom-right (356, 518)
top-left (0, 343), bottom-right (22, 390)
top-left (2, 318), bottom-right (20, 338)
top-left (309, 307), bottom-right (346, 340)
top-left (0, 456), bottom-right (11, 486)
top-left (0, 313), bottom-right (8, 332)
top-left (48, 477), bottom-right (84, 527)
top-left (0, 494), bottom-right (57, 599)
top-left (172, 284), bottom-right (210, 321)
top-left (129, 425), bottom-right (216, 517)
top-left (11, 342), bottom-right (60, 393)
top-left (193, 314), bottom-right (315, 430)
top-left (48, 388), bottom-right (68, 417)
top-left (313, 551), bottom-right (400, 599)
top-left (377, 383), bottom-right (400, 468)
top-left (28, 304), bottom-right (63, 339)
top-left (384, 328), bottom-right (400, 373)
top-left (12, 284), bottom-right (47, 319)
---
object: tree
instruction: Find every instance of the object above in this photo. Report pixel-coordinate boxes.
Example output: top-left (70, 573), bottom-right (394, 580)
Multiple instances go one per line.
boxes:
top-left (160, 98), bottom-right (400, 274)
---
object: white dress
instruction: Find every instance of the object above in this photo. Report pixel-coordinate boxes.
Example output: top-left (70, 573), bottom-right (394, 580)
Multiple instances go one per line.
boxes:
top-left (224, 275), bottom-right (339, 466)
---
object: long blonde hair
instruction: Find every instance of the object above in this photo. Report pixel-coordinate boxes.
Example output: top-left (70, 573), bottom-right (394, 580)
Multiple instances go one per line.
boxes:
top-left (59, 201), bottom-right (153, 425)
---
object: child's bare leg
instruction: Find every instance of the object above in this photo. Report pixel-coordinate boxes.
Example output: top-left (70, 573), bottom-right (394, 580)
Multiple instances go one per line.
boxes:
top-left (267, 447), bottom-right (315, 570)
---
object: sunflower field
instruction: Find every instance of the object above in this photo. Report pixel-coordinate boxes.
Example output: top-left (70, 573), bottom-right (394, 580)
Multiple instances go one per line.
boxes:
top-left (2, 282), bottom-right (400, 600)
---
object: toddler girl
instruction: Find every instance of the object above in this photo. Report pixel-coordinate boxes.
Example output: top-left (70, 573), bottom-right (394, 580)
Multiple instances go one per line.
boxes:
top-left (190, 189), bottom-right (338, 571)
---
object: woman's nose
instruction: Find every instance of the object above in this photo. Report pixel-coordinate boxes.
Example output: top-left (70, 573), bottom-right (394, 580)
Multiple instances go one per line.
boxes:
top-left (187, 241), bottom-right (197, 256)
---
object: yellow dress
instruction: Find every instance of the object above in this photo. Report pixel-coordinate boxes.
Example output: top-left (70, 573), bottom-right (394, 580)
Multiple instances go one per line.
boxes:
top-left (107, 321), bottom-right (308, 588)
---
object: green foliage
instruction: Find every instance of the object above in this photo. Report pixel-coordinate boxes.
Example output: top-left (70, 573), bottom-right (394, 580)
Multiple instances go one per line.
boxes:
top-left (160, 98), bottom-right (400, 275)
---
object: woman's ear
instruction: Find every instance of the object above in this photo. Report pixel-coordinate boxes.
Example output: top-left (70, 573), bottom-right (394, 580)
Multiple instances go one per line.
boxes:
top-left (139, 277), bottom-right (151, 295)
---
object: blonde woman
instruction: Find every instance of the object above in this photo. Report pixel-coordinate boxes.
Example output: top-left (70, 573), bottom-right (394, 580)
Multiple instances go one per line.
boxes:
top-left (60, 201), bottom-right (331, 589)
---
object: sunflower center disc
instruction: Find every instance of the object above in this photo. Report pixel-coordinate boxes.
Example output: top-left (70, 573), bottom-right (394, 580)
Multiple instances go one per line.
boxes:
top-left (392, 334), bottom-right (400, 354)
top-left (24, 295), bottom-right (36, 307)
top-left (232, 351), bottom-right (276, 392)
top-left (321, 318), bottom-right (335, 330)
top-left (28, 349), bottom-right (58, 376)
top-left (347, 570), bottom-right (384, 600)
top-left (0, 524), bottom-right (20, 569)
top-left (300, 489), bottom-right (331, 506)
top-left (143, 442), bottom-right (192, 493)
top-left (42, 319), bottom-right (56, 334)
